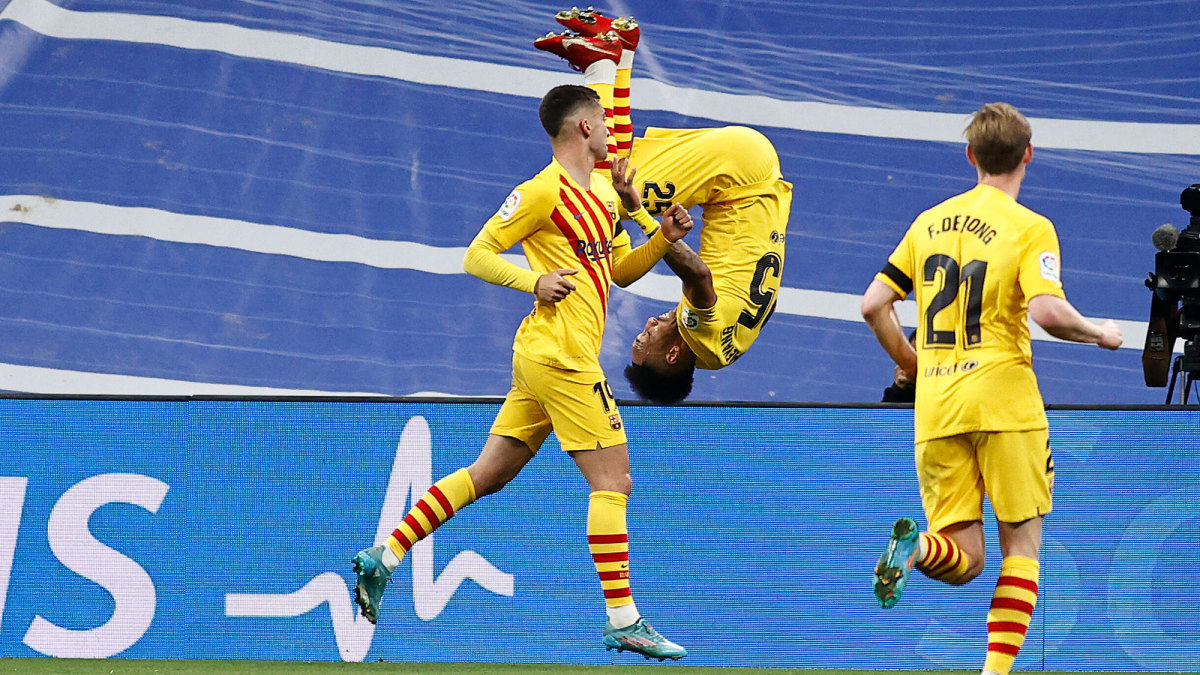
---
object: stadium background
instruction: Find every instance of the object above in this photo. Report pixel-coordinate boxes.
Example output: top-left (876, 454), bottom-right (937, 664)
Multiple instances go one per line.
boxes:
top-left (0, 0), bottom-right (1196, 402)
top-left (0, 0), bottom-right (1199, 670)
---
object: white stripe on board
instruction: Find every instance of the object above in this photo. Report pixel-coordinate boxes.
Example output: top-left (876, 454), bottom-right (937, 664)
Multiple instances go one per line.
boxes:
top-left (0, 362), bottom-right (388, 396)
top-left (0, 194), bottom-right (1156, 352)
top-left (0, 0), bottom-right (1196, 154)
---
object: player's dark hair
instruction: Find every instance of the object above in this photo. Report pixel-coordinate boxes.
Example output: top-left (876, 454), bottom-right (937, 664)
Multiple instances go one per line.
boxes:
top-left (624, 362), bottom-right (695, 404)
top-left (539, 85), bottom-right (601, 138)
top-left (964, 102), bottom-right (1031, 175)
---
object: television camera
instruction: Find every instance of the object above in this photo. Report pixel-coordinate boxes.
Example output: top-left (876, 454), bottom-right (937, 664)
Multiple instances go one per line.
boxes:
top-left (1143, 184), bottom-right (1200, 404)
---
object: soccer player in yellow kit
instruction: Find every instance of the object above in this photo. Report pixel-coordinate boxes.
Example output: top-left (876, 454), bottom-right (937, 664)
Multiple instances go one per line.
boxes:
top-left (351, 83), bottom-right (693, 660)
top-left (536, 9), bottom-right (792, 404)
top-left (861, 102), bottom-right (1123, 675)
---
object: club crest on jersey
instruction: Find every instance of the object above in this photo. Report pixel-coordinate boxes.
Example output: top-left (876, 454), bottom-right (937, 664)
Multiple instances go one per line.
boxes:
top-left (609, 414), bottom-right (622, 430)
top-left (680, 307), bottom-right (700, 330)
top-left (607, 201), bottom-right (618, 222)
top-left (1039, 251), bottom-right (1060, 282)
top-left (496, 190), bottom-right (522, 220)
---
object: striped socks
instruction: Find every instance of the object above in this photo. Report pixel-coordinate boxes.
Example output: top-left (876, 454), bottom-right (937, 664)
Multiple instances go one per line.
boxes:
top-left (583, 62), bottom-right (618, 171)
top-left (983, 555), bottom-right (1039, 675)
top-left (613, 59), bottom-right (633, 159)
top-left (383, 467), bottom-right (477, 570)
top-left (588, 490), bottom-right (639, 628)
top-left (916, 531), bottom-right (972, 584)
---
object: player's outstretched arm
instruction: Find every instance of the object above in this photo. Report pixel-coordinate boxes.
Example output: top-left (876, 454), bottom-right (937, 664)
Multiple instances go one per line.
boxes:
top-left (610, 203), bottom-right (693, 288)
top-left (610, 157), bottom-right (697, 288)
top-left (862, 280), bottom-right (917, 380)
top-left (1028, 294), bottom-right (1123, 350)
top-left (661, 234), bottom-right (715, 309)
top-left (463, 228), bottom-right (542, 294)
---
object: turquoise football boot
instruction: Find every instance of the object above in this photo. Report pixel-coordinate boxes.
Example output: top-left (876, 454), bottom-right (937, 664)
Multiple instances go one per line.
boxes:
top-left (603, 618), bottom-right (688, 661)
top-left (874, 516), bottom-right (920, 609)
top-left (352, 545), bottom-right (391, 624)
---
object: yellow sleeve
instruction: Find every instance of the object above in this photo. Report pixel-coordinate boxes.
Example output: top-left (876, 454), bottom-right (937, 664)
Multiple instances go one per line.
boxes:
top-left (461, 182), bottom-right (548, 294)
top-left (611, 228), bottom-right (671, 287)
top-left (627, 207), bottom-right (660, 237)
top-left (875, 225), bottom-right (916, 298)
top-left (1019, 218), bottom-right (1067, 300)
top-left (462, 227), bottom-right (540, 294)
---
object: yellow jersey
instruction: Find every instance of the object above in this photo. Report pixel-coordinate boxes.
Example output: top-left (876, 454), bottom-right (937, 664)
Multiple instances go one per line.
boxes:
top-left (627, 127), bottom-right (791, 369)
top-left (468, 159), bottom-right (668, 373)
top-left (876, 184), bottom-right (1067, 442)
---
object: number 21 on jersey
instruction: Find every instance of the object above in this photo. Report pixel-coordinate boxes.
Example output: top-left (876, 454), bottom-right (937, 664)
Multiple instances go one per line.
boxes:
top-left (922, 254), bottom-right (988, 349)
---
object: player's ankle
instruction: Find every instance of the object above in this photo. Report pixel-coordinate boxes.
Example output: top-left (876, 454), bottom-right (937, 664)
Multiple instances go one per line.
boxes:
top-left (584, 60), bottom-right (617, 85)
top-left (606, 601), bottom-right (640, 629)
top-left (382, 546), bottom-right (402, 571)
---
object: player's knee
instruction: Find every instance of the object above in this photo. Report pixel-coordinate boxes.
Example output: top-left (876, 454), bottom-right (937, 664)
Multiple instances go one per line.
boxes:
top-left (475, 477), bottom-right (511, 498)
top-left (952, 555), bottom-right (986, 585)
top-left (595, 473), bottom-right (632, 496)
top-left (468, 464), bottom-right (521, 497)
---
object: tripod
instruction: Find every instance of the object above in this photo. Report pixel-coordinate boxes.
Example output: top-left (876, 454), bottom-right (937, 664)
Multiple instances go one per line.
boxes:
top-left (1164, 340), bottom-right (1200, 404)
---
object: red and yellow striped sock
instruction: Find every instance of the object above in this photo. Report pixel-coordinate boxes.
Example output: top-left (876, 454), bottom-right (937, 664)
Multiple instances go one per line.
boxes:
top-left (584, 63), bottom-right (618, 172)
top-left (384, 467), bottom-right (476, 564)
top-left (916, 532), bottom-right (972, 583)
top-left (613, 64), bottom-right (633, 159)
top-left (588, 490), bottom-right (639, 627)
top-left (984, 555), bottom-right (1039, 675)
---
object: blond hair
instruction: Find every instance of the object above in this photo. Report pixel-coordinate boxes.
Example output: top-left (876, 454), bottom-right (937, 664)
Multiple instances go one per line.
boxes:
top-left (964, 102), bottom-right (1031, 175)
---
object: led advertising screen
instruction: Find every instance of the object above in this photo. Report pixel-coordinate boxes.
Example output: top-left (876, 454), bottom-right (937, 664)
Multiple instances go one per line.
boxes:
top-left (0, 398), bottom-right (1195, 669)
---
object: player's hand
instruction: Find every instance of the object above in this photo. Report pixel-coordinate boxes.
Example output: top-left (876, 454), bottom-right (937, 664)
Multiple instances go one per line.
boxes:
top-left (610, 157), bottom-right (642, 212)
top-left (893, 364), bottom-right (913, 387)
top-left (535, 269), bottom-right (578, 303)
top-left (659, 203), bottom-right (693, 243)
top-left (1096, 319), bottom-right (1124, 350)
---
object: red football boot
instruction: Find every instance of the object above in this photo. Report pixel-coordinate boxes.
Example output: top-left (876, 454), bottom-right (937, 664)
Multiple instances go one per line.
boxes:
top-left (534, 31), bottom-right (621, 72)
top-left (555, 7), bottom-right (640, 51)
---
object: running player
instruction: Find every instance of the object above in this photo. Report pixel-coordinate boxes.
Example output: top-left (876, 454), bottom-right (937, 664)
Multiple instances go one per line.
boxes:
top-left (861, 102), bottom-right (1123, 675)
top-left (352, 82), bottom-right (693, 660)
top-left (536, 9), bottom-right (793, 404)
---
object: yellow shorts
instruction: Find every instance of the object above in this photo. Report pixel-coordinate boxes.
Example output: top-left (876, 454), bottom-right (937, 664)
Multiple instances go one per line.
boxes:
top-left (915, 429), bottom-right (1054, 532)
top-left (490, 353), bottom-right (627, 453)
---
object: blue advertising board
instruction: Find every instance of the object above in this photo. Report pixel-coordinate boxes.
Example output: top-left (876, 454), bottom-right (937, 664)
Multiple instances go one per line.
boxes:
top-left (0, 398), bottom-right (1196, 669)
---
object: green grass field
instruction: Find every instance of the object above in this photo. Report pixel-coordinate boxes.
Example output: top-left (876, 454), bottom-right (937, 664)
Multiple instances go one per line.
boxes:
top-left (0, 661), bottom-right (1175, 675)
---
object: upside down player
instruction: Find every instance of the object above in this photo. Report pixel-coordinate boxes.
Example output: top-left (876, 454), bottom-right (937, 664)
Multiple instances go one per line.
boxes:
top-left (861, 102), bottom-right (1122, 675)
top-left (536, 8), bottom-right (793, 404)
top-left (351, 72), bottom-right (694, 661)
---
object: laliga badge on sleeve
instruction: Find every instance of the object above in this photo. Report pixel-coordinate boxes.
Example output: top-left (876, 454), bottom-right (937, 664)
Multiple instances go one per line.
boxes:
top-left (1039, 251), bottom-right (1060, 283)
top-left (680, 306), bottom-right (700, 330)
top-left (496, 190), bottom-right (522, 220)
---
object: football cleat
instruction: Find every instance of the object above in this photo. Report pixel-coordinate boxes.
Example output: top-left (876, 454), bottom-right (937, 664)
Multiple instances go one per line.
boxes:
top-left (555, 7), bottom-right (640, 51)
top-left (534, 31), bottom-right (622, 72)
top-left (874, 516), bottom-right (920, 609)
top-left (602, 618), bottom-right (688, 661)
top-left (352, 545), bottom-right (392, 625)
